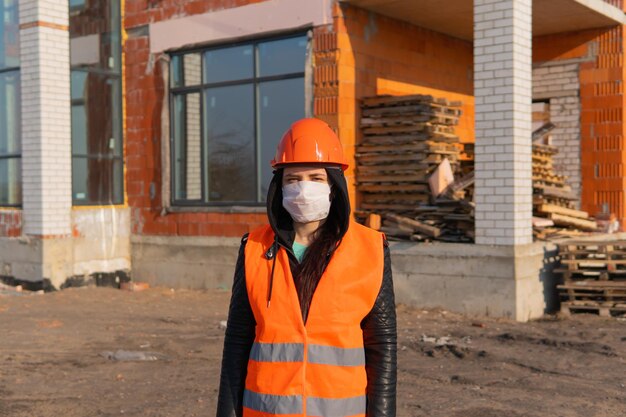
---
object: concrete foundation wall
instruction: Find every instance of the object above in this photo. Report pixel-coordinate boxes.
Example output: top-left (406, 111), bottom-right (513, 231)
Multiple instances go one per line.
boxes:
top-left (0, 208), bottom-right (131, 288)
top-left (130, 234), bottom-right (570, 322)
top-left (390, 240), bottom-right (560, 321)
top-left (131, 235), bottom-right (240, 289)
top-left (0, 237), bottom-right (45, 282)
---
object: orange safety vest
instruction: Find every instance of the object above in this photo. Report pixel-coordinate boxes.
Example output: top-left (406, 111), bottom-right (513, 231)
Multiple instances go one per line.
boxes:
top-left (243, 221), bottom-right (385, 417)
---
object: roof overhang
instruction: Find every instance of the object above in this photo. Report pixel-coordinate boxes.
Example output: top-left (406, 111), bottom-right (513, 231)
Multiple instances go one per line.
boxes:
top-left (339, 0), bottom-right (626, 41)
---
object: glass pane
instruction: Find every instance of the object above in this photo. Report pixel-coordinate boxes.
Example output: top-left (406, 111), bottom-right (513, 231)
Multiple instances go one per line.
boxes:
top-left (0, 0), bottom-right (19, 70)
top-left (0, 71), bottom-right (20, 155)
top-left (71, 72), bottom-right (122, 157)
top-left (203, 45), bottom-right (253, 84)
top-left (204, 84), bottom-right (256, 202)
top-left (69, 0), bottom-right (121, 72)
top-left (172, 93), bottom-right (202, 201)
top-left (0, 157), bottom-right (21, 205)
top-left (258, 35), bottom-right (307, 77)
top-left (173, 94), bottom-right (186, 200)
top-left (186, 93), bottom-right (202, 200)
top-left (72, 157), bottom-right (88, 202)
top-left (69, 0), bottom-right (86, 9)
top-left (171, 55), bottom-right (183, 88)
top-left (183, 53), bottom-right (202, 86)
top-left (71, 105), bottom-right (87, 155)
top-left (258, 78), bottom-right (305, 200)
top-left (72, 157), bottom-right (123, 204)
top-left (71, 70), bottom-right (87, 100)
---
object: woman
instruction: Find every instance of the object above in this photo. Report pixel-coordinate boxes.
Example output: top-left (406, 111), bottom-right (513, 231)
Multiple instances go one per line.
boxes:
top-left (216, 118), bottom-right (397, 417)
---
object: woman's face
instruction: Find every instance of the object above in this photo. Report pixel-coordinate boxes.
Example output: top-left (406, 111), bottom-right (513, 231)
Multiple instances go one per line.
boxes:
top-left (282, 167), bottom-right (329, 186)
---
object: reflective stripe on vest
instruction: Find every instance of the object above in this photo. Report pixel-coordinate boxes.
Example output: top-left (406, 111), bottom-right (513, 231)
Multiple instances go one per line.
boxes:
top-left (243, 389), bottom-right (303, 414)
top-left (249, 342), bottom-right (365, 367)
top-left (307, 395), bottom-right (366, 417)
top-left (243, 389), bottom-right (366, 417)
top-left (243, 221), bottom-right (384, 417)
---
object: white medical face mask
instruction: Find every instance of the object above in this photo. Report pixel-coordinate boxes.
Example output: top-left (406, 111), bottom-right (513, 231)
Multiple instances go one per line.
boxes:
top-left (282, 181), bottom-right (332, 223)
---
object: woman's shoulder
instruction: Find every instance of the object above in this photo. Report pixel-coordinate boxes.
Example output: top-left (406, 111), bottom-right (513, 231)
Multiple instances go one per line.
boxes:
top-left (349, 220), bottom-right (385, 241)
top-left (347, 221), bottom-right (387, 252)
top-left (246, 224), bottom-right (273, 243)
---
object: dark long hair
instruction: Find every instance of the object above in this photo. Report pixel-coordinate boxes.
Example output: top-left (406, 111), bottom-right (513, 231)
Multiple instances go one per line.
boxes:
top-left (271, 168), bottom-right (347, 323)
top-left (293, 178), bottom-right (344, 322)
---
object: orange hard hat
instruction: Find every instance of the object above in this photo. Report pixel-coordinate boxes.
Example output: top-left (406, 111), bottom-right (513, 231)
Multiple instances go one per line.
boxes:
top-left (271, 118), bottom-right (349, 170)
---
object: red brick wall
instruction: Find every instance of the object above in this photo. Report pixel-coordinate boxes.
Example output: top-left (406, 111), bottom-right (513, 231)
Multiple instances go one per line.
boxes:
top-left (0, 210), bottom-right (22, 237)
top-left (124, 0), bottom-right (268, 28)
top-left (125, 0), bottom-right (626, 234)
top-left (124, 0), bottom-right (267, 237)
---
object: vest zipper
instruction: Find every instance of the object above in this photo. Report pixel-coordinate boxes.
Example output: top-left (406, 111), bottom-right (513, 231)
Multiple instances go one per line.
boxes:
top-left (266, 240), bottom-right (299, 308)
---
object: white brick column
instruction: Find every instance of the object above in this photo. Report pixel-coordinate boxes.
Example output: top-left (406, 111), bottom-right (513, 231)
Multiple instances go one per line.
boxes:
top-left (474, 0), bottom-right (533, 245)
top-left (19, 0), bottom-right (72, 236)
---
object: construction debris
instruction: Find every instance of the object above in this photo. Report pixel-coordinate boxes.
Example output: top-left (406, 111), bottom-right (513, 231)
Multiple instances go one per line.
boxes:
top-left (355, 94), bottom-right (473, 242)
top-left (556, 240), bottom-right (626, 317)
top-left (531, 129), bottom-right (597, 240)
top-left (355, 96), bottom-right (601, 243)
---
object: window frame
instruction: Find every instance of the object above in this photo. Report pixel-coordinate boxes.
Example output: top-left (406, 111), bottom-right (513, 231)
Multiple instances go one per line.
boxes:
top-left (168, 31), bottom-right (309, 208)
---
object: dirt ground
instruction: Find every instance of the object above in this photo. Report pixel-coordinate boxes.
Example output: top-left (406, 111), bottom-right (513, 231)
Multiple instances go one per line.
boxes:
top-left (0, 286), bottom-right (624, 417)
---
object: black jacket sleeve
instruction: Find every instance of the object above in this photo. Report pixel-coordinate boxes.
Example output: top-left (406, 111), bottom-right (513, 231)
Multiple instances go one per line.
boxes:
top-left (361, 241), bottom-right (397, 417)
top-left (216, 234), bottom-right (256, 417)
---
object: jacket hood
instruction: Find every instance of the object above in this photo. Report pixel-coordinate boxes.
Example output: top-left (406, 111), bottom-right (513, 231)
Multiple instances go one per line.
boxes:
top-left (266, 167), bottom-right (351, 250)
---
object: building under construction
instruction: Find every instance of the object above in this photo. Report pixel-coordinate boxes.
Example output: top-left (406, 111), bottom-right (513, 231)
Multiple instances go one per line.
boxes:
top-left (2, 0), bottom-right (626, 321)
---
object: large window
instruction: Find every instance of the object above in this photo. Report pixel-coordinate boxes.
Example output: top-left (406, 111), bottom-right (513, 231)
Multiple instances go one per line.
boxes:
top-left (0, 0), bottom-right (21, 206)
top-left (170, 33), bottom-right (308, 206)
top-left (70, 0), bottom-right (123, 205)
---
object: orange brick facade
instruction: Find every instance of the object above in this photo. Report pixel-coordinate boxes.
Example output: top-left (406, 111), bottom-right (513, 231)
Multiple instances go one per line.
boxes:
top-left (534, 26), bottom-right (626, 226)
top-left (332, 4), bottom-right (474, 207)
top-left (122, 1), bottom-right (626, 237)
top-left (0, 2), bottom-right (623, 239)
top-left (122, 1), bottom-right (477, 237)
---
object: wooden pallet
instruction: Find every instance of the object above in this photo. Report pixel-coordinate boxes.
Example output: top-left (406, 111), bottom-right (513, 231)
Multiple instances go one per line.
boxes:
top-left (362, 124), bottom-right (456, 136)
top-left (560, 301), bottom-right (626, 317)
top-left (357, 94), bottom-right (471, 242)
top-left (558, 240), bottom-right (626, 252)
top-left (554, 268), bottom-right (626, 281)
top-left (356, 165), bottom-right (431, 175)
top-left (560, 258), bottom-right (626, 269)
top-left (548, 213), bottom-right (597, 231)
top-left (360, 134), bottom-right (460, 145)
top-left (361, 193), bottom-right (431, 203)
top-left (361, 114), bottom-right (459, 127)
top-left (362, 104), bottom-right (462, 118)
top-left (559, 283), bottom-right (626, 316)
top-left (558, 280), bottom-right (626, 302)
top-left (359, 184), bottom-right (430, 193)
top-left (361, 94), bottom-right (462, 108)
top-left (356, 153), bottom-right (451, 165)
top-left (356, 174), bottom-right (430, 184)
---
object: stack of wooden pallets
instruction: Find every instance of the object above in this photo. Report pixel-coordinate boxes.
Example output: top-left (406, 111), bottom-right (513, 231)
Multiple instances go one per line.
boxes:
top-left (356, 94), bottom-right (462, 212)
top-left (556, 240), bottom-right (626, 317)
top-left (355, 96), bottom-right (600, 243)
top-left (355, 95), bottom-right (474, 242)
top-left (532, 143), bottom-right (597, 239)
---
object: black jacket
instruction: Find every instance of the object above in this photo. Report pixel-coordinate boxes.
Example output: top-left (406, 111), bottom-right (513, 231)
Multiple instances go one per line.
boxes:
top-left (216, 168), bottom-right (397, 417)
